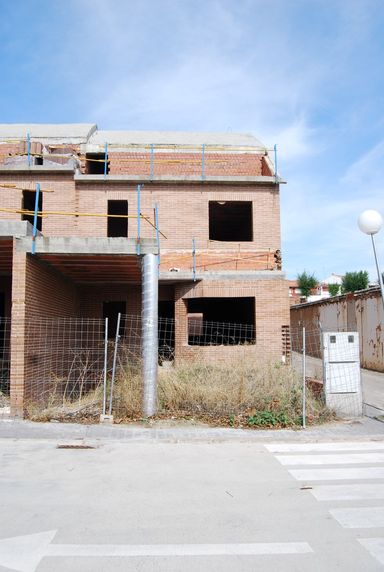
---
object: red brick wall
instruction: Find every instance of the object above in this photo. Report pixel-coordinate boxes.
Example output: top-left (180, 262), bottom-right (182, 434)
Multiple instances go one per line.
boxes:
top-left (107, 151), bottom-right (266, 177)
top-left (79, 284), bottom-right (141, 318)
top-left (174, 278), bottom-right (289, 363)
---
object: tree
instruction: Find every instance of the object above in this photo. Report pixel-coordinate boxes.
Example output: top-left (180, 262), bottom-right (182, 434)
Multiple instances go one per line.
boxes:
top-left (297, 271), bottom-right (318, 300)
top-left (341, 271), bottom-right (369, 294)
top-left (328, 283), bottom-right (340, 297)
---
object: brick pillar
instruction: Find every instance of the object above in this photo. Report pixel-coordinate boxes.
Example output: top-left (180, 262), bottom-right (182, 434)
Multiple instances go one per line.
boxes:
top-left (10, 243), bottom-right (27, 417)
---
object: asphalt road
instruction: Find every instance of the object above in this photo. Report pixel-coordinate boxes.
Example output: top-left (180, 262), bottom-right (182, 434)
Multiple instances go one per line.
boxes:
top-left (2, 425), bottom-right (384, 571)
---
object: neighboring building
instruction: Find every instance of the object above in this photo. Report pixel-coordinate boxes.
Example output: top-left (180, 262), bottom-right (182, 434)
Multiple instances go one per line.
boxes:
top-left (289, 273), bottom-right (344, 305)
top-left (0, 124), bottom-right (290, 415)
top-left (291, 286), bottom-right (383, 372)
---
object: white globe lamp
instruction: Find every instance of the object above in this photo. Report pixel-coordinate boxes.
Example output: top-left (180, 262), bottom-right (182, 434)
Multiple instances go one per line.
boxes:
top-left (358, 209), bottom-right (384, 311)
top-left (358, 210), bottom-right (383, 235)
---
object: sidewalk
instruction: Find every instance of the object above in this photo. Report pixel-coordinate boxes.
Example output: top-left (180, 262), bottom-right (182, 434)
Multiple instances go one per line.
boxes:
top-left (0, 416), bottom-right (384, 443)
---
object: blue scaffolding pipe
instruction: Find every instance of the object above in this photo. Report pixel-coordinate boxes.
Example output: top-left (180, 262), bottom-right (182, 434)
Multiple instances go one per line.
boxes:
top-left (31, 182), bottom-right (40, 255)
top-left (136, 184), bottom-right (142, 255)
top-left (150, 144), bottom-right (154, 179)
top-left (192, 237), bottom-right (196, 281)
top-left (201, 144), bottom-right (205, 180)
top-left (274, 143), bottom-right (278, 182)
top-left (154, 203), bottom-right (160, 269)
top-left (104, 142), bottom-right (108, 178)
top-left (27, 131), bottom-right (31, 167)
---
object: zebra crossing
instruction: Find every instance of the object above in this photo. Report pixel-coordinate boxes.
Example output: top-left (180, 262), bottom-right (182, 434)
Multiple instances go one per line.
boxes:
top-left (265, 440), bottom-right (384, 566)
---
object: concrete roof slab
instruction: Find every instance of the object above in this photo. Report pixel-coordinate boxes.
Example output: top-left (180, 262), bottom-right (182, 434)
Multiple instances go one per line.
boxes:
top-left (89, 130), bottom-right (265, 148)
top-left (16, 236), bottom-right (158, 255)
top-left (0, 124), bottom-right (96, 144)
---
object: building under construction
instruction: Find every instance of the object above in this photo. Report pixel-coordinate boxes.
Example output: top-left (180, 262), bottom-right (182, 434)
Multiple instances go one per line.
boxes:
top-left (0, 124), bottom-right (290, 417)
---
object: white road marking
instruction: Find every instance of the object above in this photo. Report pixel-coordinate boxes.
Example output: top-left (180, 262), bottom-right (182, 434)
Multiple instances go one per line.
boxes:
top-left (47, 542), bottom-right (313, 557)
top-left (310, 483), bottom-right (384, 501)
top-left (289, 467), bottom-right (384, 481)
top-left (330, 507), bottom-right (384, 528)
top-left (0, 530), bottom-right (313, 572)
top-left (358, 538), bottom-right (384, 565)
top-left (265, 442), bottom-right (384, 453)
top-left (277, 453), bottom-right (384, 466)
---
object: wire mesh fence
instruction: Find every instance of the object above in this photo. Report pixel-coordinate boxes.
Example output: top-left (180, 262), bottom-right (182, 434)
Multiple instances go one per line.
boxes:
top-left (290, 325), bottom-right (363, 420)
top-left (0, 317), bottom-right (11, 407)
top-left (1, 316), bottom-right (342, 426)
top-left (24, 317), bottom-right (106, 419)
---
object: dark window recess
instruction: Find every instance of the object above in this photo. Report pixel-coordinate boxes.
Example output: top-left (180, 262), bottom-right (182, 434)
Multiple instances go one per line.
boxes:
top-left (34, 156), bottom-right (43, 165)
top-left (187, 297), bottom-right (255, 346)
top-left (0, 292), bottom-right (4, 319)
top-left (86, 153), bottom-right (109, 175)
top-left (158, 301), bottom-right (175, 362)
top-left (209, 201), bottom-right (253, 241)
top-left (22, 191), bottom-right (42, 231)
top-left (108, 201), bottom-right (128, 237)
top-left (103, 301), bottom-right (126, 339)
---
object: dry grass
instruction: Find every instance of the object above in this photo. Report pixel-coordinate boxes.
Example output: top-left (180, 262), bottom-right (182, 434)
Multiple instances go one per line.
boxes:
top-left (112, 356), bottom-right (333, 427)
top-left (25, 355), bottom-right (333, 427)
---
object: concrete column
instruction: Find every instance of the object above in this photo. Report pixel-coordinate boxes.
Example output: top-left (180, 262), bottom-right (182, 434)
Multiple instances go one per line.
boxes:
top-left (141, 253), bottom-right (158, 416)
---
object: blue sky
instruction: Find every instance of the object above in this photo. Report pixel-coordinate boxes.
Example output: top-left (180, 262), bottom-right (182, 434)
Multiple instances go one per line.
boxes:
top-left (1, 0), bottom-right (384, 280)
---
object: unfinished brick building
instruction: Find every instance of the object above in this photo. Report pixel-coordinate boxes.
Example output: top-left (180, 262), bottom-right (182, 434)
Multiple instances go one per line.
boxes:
top-left (0, 124), bottom-right (289, 416)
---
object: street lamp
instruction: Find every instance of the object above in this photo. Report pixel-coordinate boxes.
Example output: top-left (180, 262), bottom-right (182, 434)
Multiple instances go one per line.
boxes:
top-left (358, 209), bottom-right (384, 312)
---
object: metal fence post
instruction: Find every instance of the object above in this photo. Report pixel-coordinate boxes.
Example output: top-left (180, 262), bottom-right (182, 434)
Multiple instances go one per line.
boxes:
top-left (27, 131), bottom-right (31, 166)
top-left (103, 142), bottom-right (108, 179)
top-left (274, 143), bottom-right (278, 183)
top-left (31, 182), bottom-right (40, 255)
top-left (154, 203), bottom-right (160, 269)
top-left (109, 313), bottom-right (121, 415)
top-left (150, 144), bottom-right (154, 179)
top-left (136, 184), bottom-right (142, 255)
top-left (102, 318), bottom-right (108, 415)
top-left (201, 144), bottom-right (205, 180)
top-left (302, 325), bottom-right (306, 429)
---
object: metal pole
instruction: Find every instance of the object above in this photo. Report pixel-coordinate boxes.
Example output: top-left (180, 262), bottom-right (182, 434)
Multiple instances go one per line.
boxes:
top-left (109, 312), bottom-right (121, 415)
top-left (27, 131), bottom-right (31, 166)
top-left (202, 144), bottom-right (205, 180)
top-left (142, 253), bottom-right (158, 417)
top-left (31, 183), bottom-right (40, 255)
top-left (274, 144), bottom-right (278, 183)
top-left (192, 237), bottom-right (196, 282)
top-left (136, 184), bottom-right (142, 255)
top-left (302, 326), bottom-right (306, 429)
top-left (103, 318), bottom-right (108, 415)
top-left (104, 142), bottom-right (108, 179)
top-left (154, 203), bottom-right (160, 269)
top-left (150, 144), bottom-right (154, 179)
top-left (371, 234), bottom-right (384, 313)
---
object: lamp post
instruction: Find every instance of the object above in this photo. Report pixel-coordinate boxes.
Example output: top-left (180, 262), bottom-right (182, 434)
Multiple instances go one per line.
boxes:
top-left (358, 209), bottom-right (384, 312)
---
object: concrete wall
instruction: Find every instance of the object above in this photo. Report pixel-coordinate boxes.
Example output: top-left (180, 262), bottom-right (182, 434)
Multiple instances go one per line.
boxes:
top-left (291, 289), bottom-right (383, 372)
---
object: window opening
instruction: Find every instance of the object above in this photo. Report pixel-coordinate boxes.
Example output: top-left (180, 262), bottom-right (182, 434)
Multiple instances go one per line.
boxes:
top-left (107, 201), bottom-right (128, 237)
top-left (209, 201), bottom-right (253, 241)
top-left (187, 297), bottom-right (255, 345)
top-left (86, 153), bottom-right (109, 175)
top-left (22, 190), bottom-right (42, 231)
top-left (103, 301), bottom-right (126, 339)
